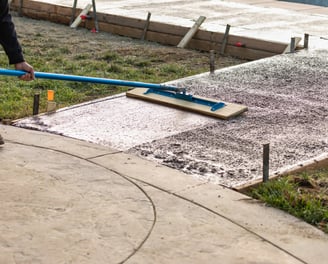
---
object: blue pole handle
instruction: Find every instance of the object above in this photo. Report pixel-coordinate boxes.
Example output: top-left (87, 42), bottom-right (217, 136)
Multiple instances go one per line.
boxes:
top-left (0, 68), bottom-right (184, 92)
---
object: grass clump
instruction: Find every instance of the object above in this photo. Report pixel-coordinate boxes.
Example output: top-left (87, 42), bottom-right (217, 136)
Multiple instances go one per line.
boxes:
top-left (247, 167), bottom-right (328, 233)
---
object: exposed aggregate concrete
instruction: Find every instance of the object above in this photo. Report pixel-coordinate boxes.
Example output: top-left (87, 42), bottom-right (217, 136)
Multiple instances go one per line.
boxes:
top-left (129, 50), bottom-right (328, 187)
top-left (15, 50), bottom-right (328, 187)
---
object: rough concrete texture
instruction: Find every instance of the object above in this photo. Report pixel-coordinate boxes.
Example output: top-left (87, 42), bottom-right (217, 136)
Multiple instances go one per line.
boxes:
top-left (129, 49), bottom-right (328, 186)
top-left (15, 49), bottom-right (328, 187)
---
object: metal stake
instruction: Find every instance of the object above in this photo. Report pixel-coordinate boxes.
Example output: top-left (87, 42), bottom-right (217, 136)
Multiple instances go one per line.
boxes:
top-left (141, 12), bottom-right (152, 41)
top-left (220, 24), bottom-right (230, 55)
top-left (210, 50), bottom-right (215, 74)
top-left (18, 0), bottom-right (23, 16)
top-left (304, 33), bottom-right (309, 49)
top-left (91, 0), bottom-right (99, 32)
top-left (290, 37), bottom-right (296, 53)
top-left (33, 93), bottom-right (40, 115)
top-left (263, 143), bottom-right (270, 182)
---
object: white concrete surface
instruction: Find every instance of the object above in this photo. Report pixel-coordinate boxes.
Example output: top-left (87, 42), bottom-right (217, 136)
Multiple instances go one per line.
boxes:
top-left (15, 94), bottom-right (218, 151)
top-left (34, 0), bottom-right (328, 47)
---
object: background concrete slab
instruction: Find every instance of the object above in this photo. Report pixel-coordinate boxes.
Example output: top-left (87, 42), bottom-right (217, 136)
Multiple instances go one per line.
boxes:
top-left (33, 0), bottom-right (328, 44)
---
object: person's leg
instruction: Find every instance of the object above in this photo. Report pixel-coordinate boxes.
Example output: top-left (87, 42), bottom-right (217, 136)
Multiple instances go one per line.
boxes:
top-left (0, 133), bottom-right (4, 145)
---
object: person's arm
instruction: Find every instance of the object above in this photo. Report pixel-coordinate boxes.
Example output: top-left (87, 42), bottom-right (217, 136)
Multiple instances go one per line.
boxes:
top-left (0, 0), bottom-right (34, 80)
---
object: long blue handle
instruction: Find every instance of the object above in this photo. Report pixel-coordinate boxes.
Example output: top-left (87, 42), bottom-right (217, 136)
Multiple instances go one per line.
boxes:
top-left (0, 68), bottom-right (184, 92)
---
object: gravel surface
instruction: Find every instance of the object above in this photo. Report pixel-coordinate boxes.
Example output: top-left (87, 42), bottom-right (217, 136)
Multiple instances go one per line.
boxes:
top-left (15, 49), bottom-right (328, 187)
top-left (128, 49), bottom-right (328, 187)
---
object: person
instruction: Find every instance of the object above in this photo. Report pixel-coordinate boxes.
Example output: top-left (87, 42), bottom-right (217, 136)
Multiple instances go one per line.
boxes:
top-left (0, 0), bottom-right (34, 145)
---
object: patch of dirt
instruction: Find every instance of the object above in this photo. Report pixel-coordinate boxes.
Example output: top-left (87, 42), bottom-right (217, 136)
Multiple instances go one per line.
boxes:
top-left (293, 171), bottom-right (328, 206)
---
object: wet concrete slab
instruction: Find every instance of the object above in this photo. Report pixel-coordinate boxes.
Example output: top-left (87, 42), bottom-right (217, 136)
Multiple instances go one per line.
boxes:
top-left (13, 1), bottom-right (328, 187)
top-left (15, 49), bottom-right (328, 187)
top-left (15, 94), bottom-right (218, 151)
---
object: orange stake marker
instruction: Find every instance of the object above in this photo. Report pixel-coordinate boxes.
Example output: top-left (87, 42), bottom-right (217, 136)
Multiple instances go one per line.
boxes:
top-left (47, 90), bottom-right (54, 101)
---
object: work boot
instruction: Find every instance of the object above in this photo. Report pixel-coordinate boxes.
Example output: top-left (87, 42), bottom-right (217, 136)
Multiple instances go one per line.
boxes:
top-left (0, 133), bottom-right (4, 145)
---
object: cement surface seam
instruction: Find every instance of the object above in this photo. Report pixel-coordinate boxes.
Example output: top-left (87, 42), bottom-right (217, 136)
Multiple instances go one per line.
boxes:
top-left (7, 139), bottom-right (309, 264)
top-left (5, 139), bottom-right (157, 264)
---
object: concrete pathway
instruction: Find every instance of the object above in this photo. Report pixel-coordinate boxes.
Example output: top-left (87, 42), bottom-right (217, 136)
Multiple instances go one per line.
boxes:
top-left (1, 125), bottom-right (328, 263)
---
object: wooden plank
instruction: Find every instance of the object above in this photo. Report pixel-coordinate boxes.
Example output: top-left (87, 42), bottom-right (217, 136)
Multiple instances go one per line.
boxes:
top-left (193, 30), bottom-right (287, 53)
top-left (20, 0), bottom-right (56, 13)
top-left (96, 13), bottom-right (188, 35)
top-left (96, 13), bottom-right (146, 29)
top-left (98, 22), bottom-right (144, 39)
top-left (21, 8), bottom-right (70, 24)
top-left (10, 1), bottom-right (290, 60)
top-left (188, 38), bottom-right (218, 52)
top-left (228, 35), bottom-right (287, 54)
top-left (99, 24), bottom-right (276, 60)
top-left (50, 13), bottom-right (71, 25)
top-left (11, 0), bottom-right (72, 16)
top-left (20, 9), bottom-right (50, 20)
top-left (224, 45), bottom-right (277, 60)
top-left (56, 6), bottom-right (73, 17)
top-left (186, 38), bottom-right (277, 60)
top-left (126, 88), bottom-right (248, 120)
top-left (177, 16), bottom-right (206, 48)
top-left (70, 4), bottom-right (92, 28)
top-left (97, 13), bottom-right (287, 54)
top-left (195, 31), bottom-right (287, 54)
top-left (93, 24), bottom-right (277, 60)
top-left (146, 31), bottom-right (181, 46)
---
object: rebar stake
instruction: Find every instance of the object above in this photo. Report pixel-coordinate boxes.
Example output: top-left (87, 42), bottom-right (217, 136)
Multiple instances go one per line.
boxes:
top-left (220, 24), bottom-right (230, 55)
top-left (210, 50), bottom-right (215, 74)
top-left (290, 37), bottom-right (296, 53)
top-left (304, 33), bottom-right (309, 49)
top-left (263, 143), bottom-right (270, 183)
top-left (33, 93), bottom-right (40, 116)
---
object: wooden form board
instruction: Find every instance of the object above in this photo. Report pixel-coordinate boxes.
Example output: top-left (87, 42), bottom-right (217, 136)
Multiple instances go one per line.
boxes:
top-left (11, 0), bottom-right (292, 60)
top-left (177, 16), bottom-right (206, 48)
top-left (70, 4), bottom-right (92, 28)
top-left (126, 88), bottom-right (248, 120)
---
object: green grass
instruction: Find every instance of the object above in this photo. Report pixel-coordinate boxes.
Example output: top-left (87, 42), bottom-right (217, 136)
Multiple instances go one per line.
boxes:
top-left (0, 47), bottom-right (205, 119)
top-left (246, 167), bottom-right (328, 233)
top-left (0, 14), bottom-right (250, 120)
top-left (0, 17), bottom-right (246, 120)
